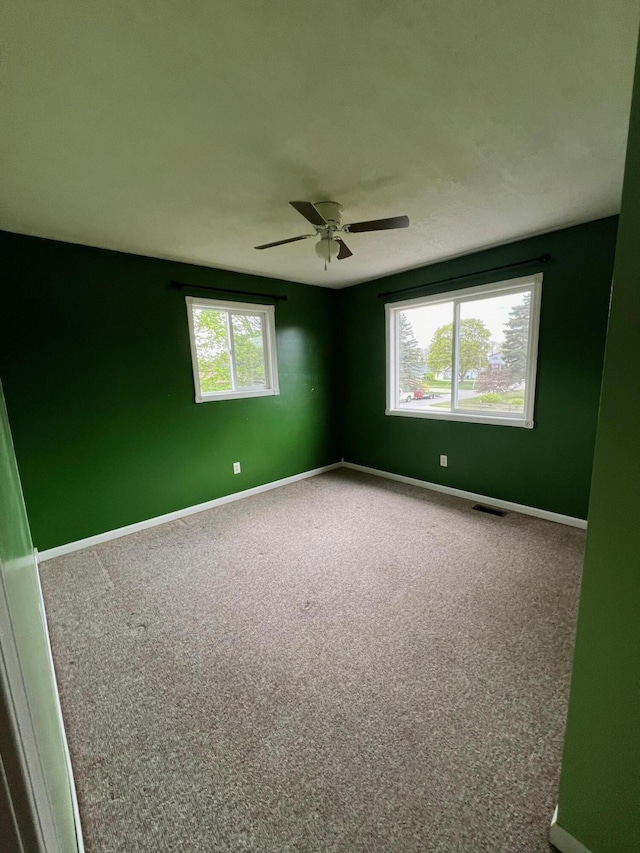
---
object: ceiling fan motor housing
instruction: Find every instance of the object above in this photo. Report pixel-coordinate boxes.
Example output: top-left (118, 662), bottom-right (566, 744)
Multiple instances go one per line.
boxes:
top-left (313, 201), bottom-right (343, 227)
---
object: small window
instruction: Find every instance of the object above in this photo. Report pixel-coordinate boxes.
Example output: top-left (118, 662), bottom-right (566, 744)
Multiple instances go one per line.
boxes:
top-left (386, 273), bottom-right (542, 428)
top-left (186, 297), bottom-right (279, 402)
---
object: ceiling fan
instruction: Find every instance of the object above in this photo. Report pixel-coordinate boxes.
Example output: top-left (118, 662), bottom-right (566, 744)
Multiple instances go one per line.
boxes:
top-left (255, 201), bottom-right (409, 267)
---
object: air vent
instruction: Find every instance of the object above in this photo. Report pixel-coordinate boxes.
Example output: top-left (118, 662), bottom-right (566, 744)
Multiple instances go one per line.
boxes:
top-left (473, 504), bottom-right (507, 517)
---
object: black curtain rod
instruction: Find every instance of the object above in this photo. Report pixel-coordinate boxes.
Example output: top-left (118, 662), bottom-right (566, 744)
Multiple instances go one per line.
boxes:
top-left (170, 280), bottom-right (287, 302)
top-left (377, 253), bottom-right (551, 299)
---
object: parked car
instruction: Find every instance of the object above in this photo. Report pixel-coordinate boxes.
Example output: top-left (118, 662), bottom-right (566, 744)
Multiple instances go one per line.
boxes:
top-left (411, 388), bottom-right (440, 400)
top-left (398, 389), bottom-right (413, 402)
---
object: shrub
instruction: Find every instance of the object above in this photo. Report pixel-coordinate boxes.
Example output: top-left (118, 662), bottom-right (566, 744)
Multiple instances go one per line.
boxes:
top-left (476, 367), bottom-right (513, 394)
top-left (477, 393), bottom-right (501, 403)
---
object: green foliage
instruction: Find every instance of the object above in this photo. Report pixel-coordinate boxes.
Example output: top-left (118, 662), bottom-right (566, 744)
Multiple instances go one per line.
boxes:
top-left (231, 314), bottom-right (266, 388)
top-left (477, 392), bottom-right (502, 403)
top-left (502, 292), bottom-right (531, 384)
top-left (398, 312), bottom-right (425, 390)
top-left (194, 309), bottom-right (265, 392)
top-left (194, 308), bottom-right (232, 392)
top-left (426, 324), bottom-right (452, 376)
top-left (427, 318), bottom-right (491, 381)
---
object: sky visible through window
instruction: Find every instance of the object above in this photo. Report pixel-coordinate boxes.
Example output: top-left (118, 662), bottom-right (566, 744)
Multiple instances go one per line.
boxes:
top-left (403, 291), bottom-right (524, 350)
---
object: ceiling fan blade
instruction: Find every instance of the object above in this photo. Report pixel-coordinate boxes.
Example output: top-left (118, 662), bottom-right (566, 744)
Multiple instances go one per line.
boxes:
top-left (346, 215), bottom-right (410, 233)
top-left (289, 200), bottom-right (327, 227)
top-left (255, 235), bottom-right (313, 250)
top-left (336, 239), bottom-right (353, 260)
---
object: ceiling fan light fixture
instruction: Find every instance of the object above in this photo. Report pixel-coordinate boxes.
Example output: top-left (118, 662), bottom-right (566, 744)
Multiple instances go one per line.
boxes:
top-left (315, 237), bottom-right (340, 263)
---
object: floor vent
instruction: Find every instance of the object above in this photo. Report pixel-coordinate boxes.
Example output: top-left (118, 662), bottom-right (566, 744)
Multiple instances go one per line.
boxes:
top-left (473, 504), bottom-right (507, 517)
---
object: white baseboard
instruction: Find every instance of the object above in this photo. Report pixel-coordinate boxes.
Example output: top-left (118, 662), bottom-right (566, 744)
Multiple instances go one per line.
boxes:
top-left (550, 806), bottom-right (593, 853)
top-left (38, 463), bottom-right (342, 561)
top-left (342, 461), bottom-right (587, 529)
top-left (38, 459), bottom-right (586, 561)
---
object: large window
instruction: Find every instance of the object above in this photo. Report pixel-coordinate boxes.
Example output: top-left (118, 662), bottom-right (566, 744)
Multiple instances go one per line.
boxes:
top-left (386, 274), bottom-right (542, 428)
top-left (186, 297), bottom-right (279, 402)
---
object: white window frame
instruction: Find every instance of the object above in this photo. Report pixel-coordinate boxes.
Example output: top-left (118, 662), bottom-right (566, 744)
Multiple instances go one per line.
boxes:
top-left (186, 296), bottom-right (279, 403)
top-left (386, 273), bottom-right (543, 428)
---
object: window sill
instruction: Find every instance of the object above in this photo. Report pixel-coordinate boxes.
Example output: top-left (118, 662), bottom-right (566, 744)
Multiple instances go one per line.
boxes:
top-left (386, 407), bottom-right (534, 429)
top-left (196, 389), bottom-right (279, 403)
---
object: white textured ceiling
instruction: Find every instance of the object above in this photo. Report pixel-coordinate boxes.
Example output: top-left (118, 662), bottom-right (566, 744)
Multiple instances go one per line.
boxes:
top-left (2, 1), bottom-right (639, 288)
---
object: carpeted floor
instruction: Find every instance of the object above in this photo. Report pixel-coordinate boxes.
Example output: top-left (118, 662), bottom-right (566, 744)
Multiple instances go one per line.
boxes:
top-left (40, 469), bottom-right (584, 852)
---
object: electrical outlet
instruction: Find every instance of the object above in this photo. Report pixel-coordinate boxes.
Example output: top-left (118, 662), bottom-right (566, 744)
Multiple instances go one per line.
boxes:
top-left (233, 462), bottom-right (241, 474)
top-left (440, 455), bottom-right (448, 467)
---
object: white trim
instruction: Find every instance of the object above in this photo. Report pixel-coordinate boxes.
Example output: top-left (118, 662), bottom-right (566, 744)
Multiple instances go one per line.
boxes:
top-left (550, 806), bottom-right (594, 853)
top-left (33, 550), bottom-right (85, 852)
top-left (524, 273), bottom-right (543, 423)
top-left (342, 462), bottom-right (587, 528)
top-left (1, 556), bottom-right (55, 852)
top-left (196, 388), bottom-right (278, 403)
top-left (451, 300), bottom-right (461, 411)
top-left (386, 272), bottom-right (542, 429)
top-left (385, 407), bottom-right (534, 428)
top-left (38, 463), bottom-right (342, 561)
top-left (186, 296), bottom-right (276, 314)
top-left (185, 296), bottom-right (279, 404)
top-left (226, 310), bottom-right (238, 391)
top-left (385, 301), bottom-right (394, 412)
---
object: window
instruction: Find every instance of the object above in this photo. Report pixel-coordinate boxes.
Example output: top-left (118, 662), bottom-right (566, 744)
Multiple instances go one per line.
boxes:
top-left (386, 273), bottom-right (542, 428)
top-left (186, 297), bottom-right (279, 402)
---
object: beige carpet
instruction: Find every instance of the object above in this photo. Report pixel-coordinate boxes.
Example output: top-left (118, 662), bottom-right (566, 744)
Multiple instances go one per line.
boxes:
top-left (40, 469), bottom-right (584, 852)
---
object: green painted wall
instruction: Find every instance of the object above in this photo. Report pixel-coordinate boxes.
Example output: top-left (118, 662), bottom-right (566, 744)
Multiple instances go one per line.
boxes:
top-left (0, 233), bottom-right (340, 550)
top-left (0, 218), bottom-right (617, 547)
top-left (556, 44), bottom-right (640, 853)
top-left (339, 217), bottom-right (618, 519)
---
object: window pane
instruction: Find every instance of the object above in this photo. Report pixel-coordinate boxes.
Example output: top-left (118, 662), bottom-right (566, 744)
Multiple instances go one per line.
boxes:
top-left (231, 313), bottom-right (266, 389)
top-left (455, 290), bottom-right (531, 415)
top-left (193, 308), bottom-right (232, 393)
top-left (397, 302), bottom-right (453, 410)
top-left (387, 276), bottom-right (539, 426)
